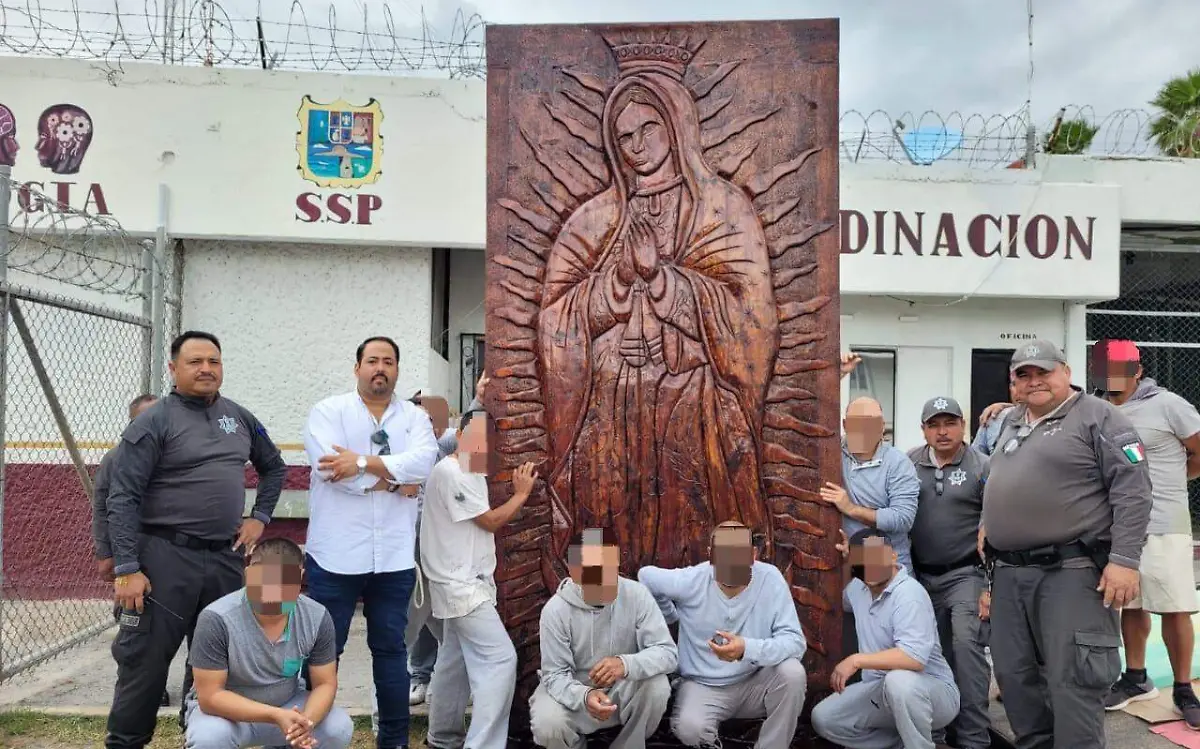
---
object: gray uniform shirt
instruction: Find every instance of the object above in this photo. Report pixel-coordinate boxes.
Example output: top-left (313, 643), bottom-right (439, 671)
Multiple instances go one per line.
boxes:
top-left (906, 443), bottom-right (989, 568)
top-left (982, 390), bottom-right (1153, 569)
top-left (1114, 379), bottom-right (1200, 535)
top-left (107, 390), bottom-right (288, 576)
top-left (91, 447), bottom-right (118, 560)
top-left (843, 568), bottom-right (957, 688)
top-left (188, 591), bottom-right (336, 707)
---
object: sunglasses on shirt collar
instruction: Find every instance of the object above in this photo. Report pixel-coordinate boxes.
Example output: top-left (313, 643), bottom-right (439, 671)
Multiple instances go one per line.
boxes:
top-left (371, 429), bottom-right (391, 456)
top-left (1002, 423), bottom-right (1035, 456)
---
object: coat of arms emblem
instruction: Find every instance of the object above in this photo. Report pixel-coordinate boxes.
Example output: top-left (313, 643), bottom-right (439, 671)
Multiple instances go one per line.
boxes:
top-left (295, 95), bottom-right (383, 189)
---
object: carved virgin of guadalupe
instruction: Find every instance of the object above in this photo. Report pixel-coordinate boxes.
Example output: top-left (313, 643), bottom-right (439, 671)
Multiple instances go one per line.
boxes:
top-left (538, 42), bottom-right (779, 574)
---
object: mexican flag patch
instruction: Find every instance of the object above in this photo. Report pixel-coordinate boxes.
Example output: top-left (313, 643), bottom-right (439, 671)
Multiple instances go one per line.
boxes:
top-left (1122, 442), bottom-right (1146, 464)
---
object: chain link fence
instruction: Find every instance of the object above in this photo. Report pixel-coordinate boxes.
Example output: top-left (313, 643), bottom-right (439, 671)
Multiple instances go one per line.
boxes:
top-left (1087, 247), bottom-right (1200, 528)
top-left (0, 165), bottom-right (170, 683)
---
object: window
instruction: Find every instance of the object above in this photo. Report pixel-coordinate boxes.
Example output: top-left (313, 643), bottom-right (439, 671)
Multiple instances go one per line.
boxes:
top-left (460, 333), bottom-right (485, 411)
top-left (430, 248), bottom-right (450, 359)
top-left (847, 348), bottom-right (897, 444)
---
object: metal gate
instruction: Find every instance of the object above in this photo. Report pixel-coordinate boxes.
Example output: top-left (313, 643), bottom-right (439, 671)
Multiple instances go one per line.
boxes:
top-left (0, 165), bottom-right (171, 682)
top-left (1087, 243), bottom-right (1200, 528)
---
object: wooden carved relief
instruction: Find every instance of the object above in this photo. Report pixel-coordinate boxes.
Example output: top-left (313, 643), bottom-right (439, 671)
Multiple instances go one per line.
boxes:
top-left (485, 20), bottom-right (842, 740)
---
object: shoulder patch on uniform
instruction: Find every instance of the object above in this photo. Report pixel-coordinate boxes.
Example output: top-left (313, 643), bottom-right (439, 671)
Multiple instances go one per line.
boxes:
top-left (1120, 441), bottom-right (1147, 464)
top-left (453, 491), bottom-right (466, 503)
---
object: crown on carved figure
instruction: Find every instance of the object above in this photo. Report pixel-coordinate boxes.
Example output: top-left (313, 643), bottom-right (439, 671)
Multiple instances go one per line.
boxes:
top-left (603, 30), bottom-right (705, 81)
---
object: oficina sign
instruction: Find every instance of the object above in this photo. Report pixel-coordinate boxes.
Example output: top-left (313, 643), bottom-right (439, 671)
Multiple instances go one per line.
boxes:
top-left (837, 179), bottom-right (1122, 301)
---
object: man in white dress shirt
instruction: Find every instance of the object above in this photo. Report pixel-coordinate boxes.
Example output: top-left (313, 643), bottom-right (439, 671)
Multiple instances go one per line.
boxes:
top-left (302, 336), bottom-right (439, 749)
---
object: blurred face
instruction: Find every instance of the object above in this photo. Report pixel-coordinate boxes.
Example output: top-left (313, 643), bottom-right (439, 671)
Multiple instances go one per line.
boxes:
top-left (922, 414), bottom-right (964, 452)
top-left (570, 540), bottom-right (620, 606)
top-left (849, 537), bottom-right (897, 587)
top-left (711, 526), bottom-right (755, 587)
top-left (1012, 363), bottom-right (1072, 411)
top-left (356, 341), bottom-right (398, 398)
top-left (458, 414), bottom-right (491, 474)
top-left (418, 395), bottom-right (450, 434)
top-left (245, 559), bottom-right (302, 617)
top-left (169, 338), bottom-right (222, 397)
top-left (1098, 359), bottom-right (1141, 397)
top-left (844, 398), bottom-right (885, 454)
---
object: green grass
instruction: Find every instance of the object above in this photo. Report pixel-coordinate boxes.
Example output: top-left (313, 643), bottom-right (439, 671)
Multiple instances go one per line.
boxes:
top-left (0, 711), bottom-right (428, 748)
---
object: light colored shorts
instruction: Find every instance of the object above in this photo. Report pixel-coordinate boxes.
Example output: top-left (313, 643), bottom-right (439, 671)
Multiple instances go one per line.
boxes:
top-left (1127, 533), bottom-right (1198, 614)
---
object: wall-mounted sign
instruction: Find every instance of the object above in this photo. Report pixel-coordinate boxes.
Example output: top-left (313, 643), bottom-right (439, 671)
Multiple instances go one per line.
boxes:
top-left (0, 101), bottom-right (111, 215)
top-left (841, 210), bottom-right (1096, 261)
top-left (294, 96), bottom-right (384, 225)
top-left (999, 332), bottom-right (1038, 341)
top-left (838, 180), bottom-right (1121, 301)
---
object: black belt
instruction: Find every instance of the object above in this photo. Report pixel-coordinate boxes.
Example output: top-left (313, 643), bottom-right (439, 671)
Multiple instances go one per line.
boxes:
top-left (142, 526), bottom-right (232, 552)
top-left (915, 553), bottom-right (981, 578)
top-left (992, 540), bottom-right (1100, 568)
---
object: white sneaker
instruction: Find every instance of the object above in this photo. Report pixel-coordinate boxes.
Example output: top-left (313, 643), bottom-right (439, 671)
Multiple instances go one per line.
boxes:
top-left (410, 682), bottom-right (429, 706)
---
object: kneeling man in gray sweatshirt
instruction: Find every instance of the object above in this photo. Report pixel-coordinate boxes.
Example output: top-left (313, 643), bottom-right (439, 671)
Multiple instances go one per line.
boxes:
top-left (531, 527), bottom-right (678, 749)
top-left (638, 521), bottom-right (808, 749)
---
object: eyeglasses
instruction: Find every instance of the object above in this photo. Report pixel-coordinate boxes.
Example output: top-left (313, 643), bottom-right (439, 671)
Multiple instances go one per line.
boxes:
top-left (933, 468), bottom-right (944, 496)
top-left (371, 429), bottom-right (391, 456)
top-left (1002, 423), bottom-right (1034, 455)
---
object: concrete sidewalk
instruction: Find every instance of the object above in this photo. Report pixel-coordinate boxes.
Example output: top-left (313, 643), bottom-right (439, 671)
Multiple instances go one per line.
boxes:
top-left (0, 615), bottom-right (1187, 749)
top-left (988, 688), bottom-right (1181, 748)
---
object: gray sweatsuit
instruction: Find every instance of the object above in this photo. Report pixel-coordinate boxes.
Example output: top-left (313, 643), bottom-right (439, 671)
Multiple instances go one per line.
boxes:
top-left (530, 577), bottom-right (678, 749)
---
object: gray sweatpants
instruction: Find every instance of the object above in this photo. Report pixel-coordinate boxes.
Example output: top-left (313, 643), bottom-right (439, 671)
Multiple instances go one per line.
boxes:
top-left (426, 601), bottom-right (517, 749)
top-left (529, 674), bottom-right (671, 749)
top-left (921, 565), bottom-right (991, 749)
top-left (184, 691), bottom-right (354, 749)
top-left (991, 563), bottom-right (1121, 749)
top-left (670, 659), bottom-right (808, 749)
top-left (810, 670), bottom-right (959, 749)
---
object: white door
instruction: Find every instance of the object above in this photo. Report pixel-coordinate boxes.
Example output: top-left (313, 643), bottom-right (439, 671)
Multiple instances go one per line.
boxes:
top-left (893, 346), bottom-right (954, 452)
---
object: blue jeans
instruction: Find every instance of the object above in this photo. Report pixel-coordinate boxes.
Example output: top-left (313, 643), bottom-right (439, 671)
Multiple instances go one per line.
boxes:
top-left (304, 555), bottom-right (415, 748)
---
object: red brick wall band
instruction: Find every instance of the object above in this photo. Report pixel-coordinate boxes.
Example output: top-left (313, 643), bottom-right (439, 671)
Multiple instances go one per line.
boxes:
top-left (3, 464), bottom-right (312, 599)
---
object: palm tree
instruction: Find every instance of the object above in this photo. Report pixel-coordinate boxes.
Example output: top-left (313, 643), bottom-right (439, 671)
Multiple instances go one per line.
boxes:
top-left (1043, 117), bottom-right (1099, 155)
top-left (1149, 68), bottom-right (1200, 157)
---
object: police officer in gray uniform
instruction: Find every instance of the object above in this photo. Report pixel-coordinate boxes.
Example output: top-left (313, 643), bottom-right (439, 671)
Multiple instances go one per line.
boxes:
top-left (907, 396), bottom-right (991, 749)
top-left (981, 340), bottom-right (1152, 749)
top-left (104, 331), bottom-right (288, 749)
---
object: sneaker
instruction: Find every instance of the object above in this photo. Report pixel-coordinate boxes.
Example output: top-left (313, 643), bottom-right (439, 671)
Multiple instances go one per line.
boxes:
top-left (1105, 672), bottom-right (1159, 711)
top-left (1174, 685), bottom-right (1200, 730)
top-left (410, 682), bottom-right (429, 706)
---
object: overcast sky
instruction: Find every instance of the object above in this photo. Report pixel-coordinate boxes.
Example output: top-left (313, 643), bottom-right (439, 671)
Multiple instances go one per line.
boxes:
top-left (16, 0), bottom-right (1200, 124)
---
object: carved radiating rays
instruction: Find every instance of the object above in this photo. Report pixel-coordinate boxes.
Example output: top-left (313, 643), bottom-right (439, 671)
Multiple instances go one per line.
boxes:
top-left (492, 32), bottom-right (839, 667)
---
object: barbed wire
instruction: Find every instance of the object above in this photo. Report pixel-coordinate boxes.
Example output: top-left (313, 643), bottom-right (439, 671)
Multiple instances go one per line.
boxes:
top-left (839, 104), bottom-right (1199, 168)
top-left (2, 173), bottom-right (147, 297)
top-left (0, 0), bottom-right (486, 78)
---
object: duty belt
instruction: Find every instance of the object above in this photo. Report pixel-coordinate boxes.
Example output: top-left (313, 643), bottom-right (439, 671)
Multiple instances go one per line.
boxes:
top-left (142, 525), bottom-right (231, 552)
top-left (991, 540), bottom-right (1105, 569)
top-left (914, 553), bottom-right (982, 578)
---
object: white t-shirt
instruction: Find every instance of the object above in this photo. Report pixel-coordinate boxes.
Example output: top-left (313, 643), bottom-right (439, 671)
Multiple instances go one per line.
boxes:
top-left (419, 455), bottom-right (497, 620)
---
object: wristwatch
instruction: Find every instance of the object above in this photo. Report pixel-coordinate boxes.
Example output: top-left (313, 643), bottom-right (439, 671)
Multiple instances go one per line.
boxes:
top-left (355, 456), bottom-right (368, 479)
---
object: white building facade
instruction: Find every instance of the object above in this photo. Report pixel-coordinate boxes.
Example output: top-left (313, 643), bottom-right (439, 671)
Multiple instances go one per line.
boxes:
top-left (2, 56), bottom-right (1199, 460)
